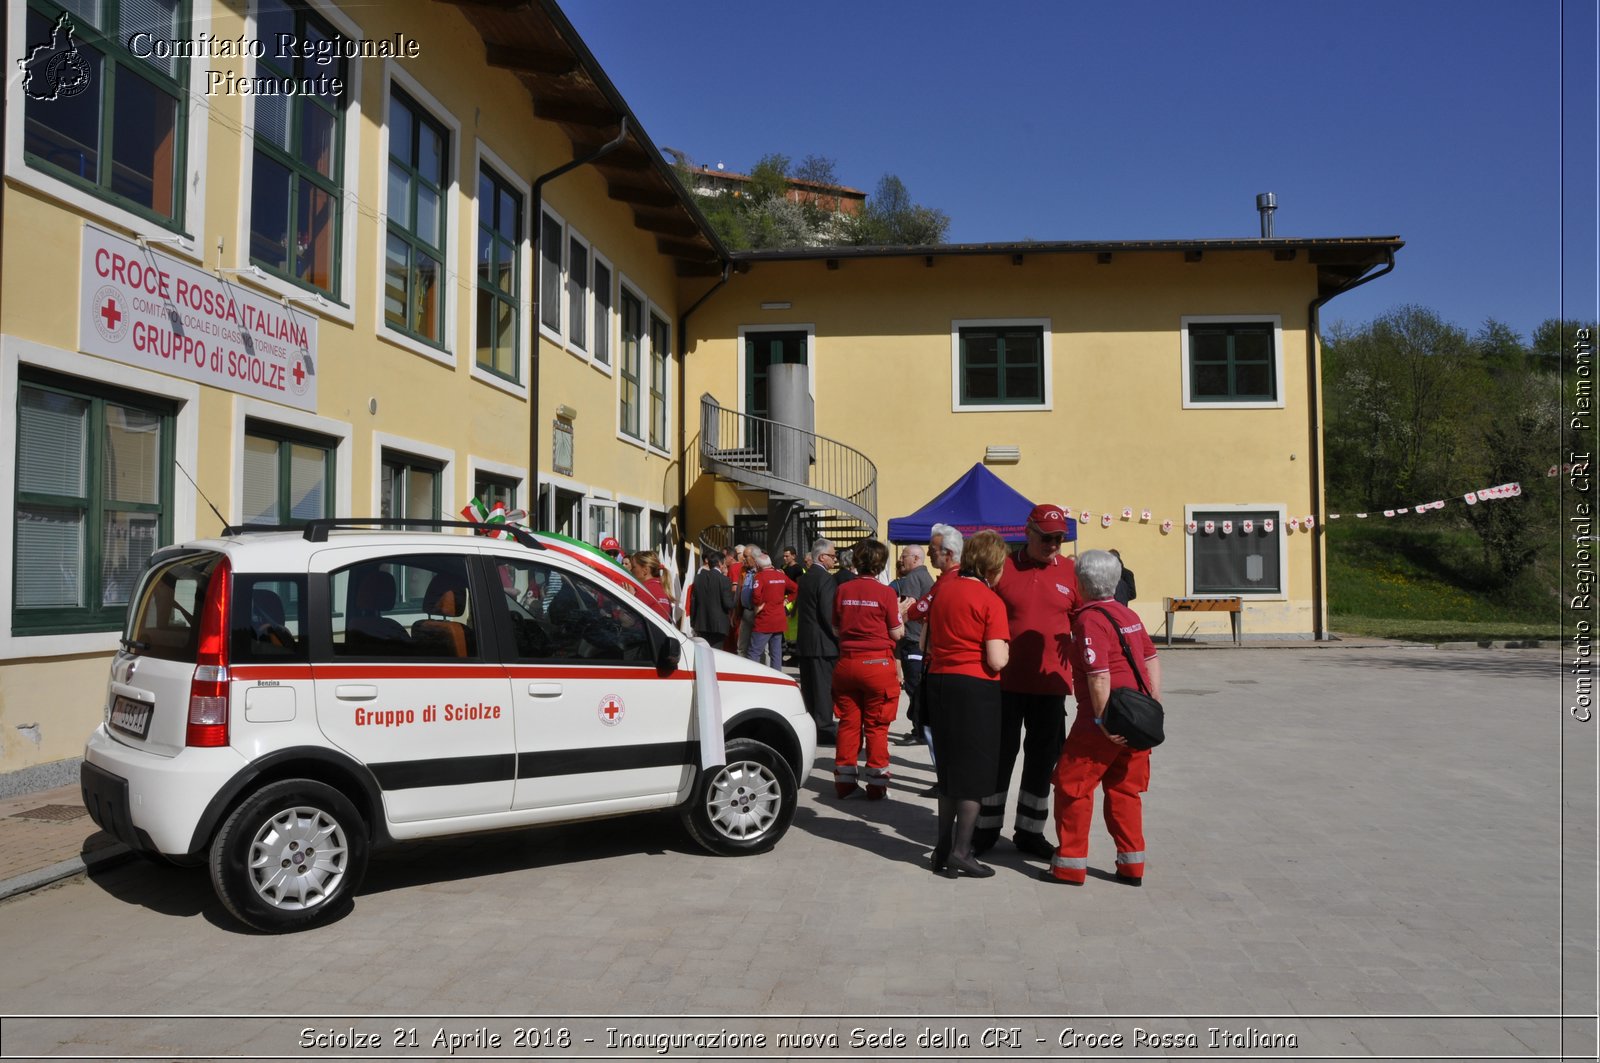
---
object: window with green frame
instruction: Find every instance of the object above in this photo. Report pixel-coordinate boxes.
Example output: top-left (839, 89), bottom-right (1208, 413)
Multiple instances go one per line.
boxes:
top-left (475, 165), bottom-right (521, 380)
top-left (619, 288), bottom-right (642, 439)
top-left (592, 258), bottom-right (612, 366)
top-left (14, 371), bottom-right (174, 634)
top-left (649, 313), bottom-right (669, 449)
top-left (242, 421), bottom-right (335, 526)
top-left (567, 236), bottom-right (588, 351)
top-left (958, 325), bottom-right (1044, 406)
top-left (474, 472), bottom-right (518, 515)
top-left (618, 504), bottom-right (641, 552)
top-left (1187, 321), bottom-right (1277, 402)
top-left (380, 451), bottom-right (442, 606)
top-left (249, 0), bottom-right (345, 299)
top-left (22, 0), bottom-right (188, 227)
top-left (384, 89), bottom-right (448, 346)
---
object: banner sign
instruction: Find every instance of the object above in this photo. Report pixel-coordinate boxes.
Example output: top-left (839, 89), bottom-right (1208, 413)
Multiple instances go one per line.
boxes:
top-left (79, 225), bottom-right (318, 411)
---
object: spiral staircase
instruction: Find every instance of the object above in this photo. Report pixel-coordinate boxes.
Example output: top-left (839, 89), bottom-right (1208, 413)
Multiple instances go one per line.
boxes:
top-left (697, 394), bottom-right (877, 557)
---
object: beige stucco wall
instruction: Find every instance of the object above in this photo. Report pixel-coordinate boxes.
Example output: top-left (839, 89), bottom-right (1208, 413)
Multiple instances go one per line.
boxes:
top-left (0, 0), bottom-right (685, 774)
top-left (684, 251), bottom-right (1328, 639)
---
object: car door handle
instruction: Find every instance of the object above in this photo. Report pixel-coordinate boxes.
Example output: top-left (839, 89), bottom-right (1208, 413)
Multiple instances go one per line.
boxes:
top-left (527, 683), bottom-right (563, 698)
top-left (335, 685), bottom-right (379, 701)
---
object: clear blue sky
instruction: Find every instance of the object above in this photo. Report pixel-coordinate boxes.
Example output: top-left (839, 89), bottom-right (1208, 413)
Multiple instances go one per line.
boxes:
top-left (560, 0), bottom-right (1597, 345)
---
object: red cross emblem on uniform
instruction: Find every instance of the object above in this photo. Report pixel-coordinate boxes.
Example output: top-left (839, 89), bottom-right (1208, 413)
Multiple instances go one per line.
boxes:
top-left (598, 693), bottom-right (625, 726)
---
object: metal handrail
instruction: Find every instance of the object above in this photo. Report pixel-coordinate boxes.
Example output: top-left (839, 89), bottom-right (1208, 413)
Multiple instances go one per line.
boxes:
top-left (699, 395), bottom-right (877, 536)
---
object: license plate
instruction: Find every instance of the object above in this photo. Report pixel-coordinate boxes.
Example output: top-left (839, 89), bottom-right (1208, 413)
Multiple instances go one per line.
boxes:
top-left (109, 695), bottom-right (152, 740)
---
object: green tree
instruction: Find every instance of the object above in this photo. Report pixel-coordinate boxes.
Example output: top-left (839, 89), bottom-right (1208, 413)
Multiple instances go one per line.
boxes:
top-left (843, 174), bottom-right (950, 246)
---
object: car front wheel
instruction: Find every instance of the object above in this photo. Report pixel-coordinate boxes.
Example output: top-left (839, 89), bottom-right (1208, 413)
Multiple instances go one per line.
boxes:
top-left (680, 737), bottom-right (796, 855)
top-left (209, 779), bottom-right (368, 932)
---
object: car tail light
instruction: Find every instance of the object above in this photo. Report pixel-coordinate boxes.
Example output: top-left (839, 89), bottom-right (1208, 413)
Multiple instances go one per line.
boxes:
top-left (187, 558), bottom-right (232, 747)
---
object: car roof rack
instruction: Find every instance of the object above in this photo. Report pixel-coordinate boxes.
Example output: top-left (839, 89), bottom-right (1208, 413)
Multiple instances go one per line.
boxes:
top-left (224, 518), bottom-right (544, 549)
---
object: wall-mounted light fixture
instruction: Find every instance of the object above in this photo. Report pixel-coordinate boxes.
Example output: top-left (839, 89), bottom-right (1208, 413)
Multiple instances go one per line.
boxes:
top-left (760, 301), bottom-right (791, 311)
top-left (984, 445), bottom-right (1021, 464)
top-left (555, 403), bottom-right (577, 421)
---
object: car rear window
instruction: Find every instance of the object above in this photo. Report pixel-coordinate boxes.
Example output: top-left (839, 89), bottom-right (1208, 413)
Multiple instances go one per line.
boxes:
top-left (231, 575), bottom-right (309, 663)
top-left (125, 551), bottom-right (224, 662)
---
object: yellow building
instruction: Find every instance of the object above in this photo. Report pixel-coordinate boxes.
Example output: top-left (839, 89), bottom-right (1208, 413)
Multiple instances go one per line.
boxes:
top-left (0, 0), bottom-right (1398, 780)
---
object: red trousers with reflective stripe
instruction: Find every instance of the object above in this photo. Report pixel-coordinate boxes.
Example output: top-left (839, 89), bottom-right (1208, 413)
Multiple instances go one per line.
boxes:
top-left (832, 655), bottom-right (900, 780)
top-left (1049, 718), bottom-right (1150, 882)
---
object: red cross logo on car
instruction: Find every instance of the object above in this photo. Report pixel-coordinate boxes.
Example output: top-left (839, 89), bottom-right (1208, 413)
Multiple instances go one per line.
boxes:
top-left (598, 694), bottom-right (625, 726)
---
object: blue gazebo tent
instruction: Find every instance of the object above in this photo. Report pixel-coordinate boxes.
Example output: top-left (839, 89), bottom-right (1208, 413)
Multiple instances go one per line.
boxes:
top-left (885, 463), bottom-right (1075, 545)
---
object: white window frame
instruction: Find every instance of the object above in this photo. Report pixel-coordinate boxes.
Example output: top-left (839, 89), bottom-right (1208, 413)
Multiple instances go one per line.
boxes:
top-left (565, 227), bottom-right (591, 358)
top-left (1180, 314), bottom-right (1285, 410)
top-left (375, 62), bottom-right (461, 368)
top-left (536, 205), bottom-right (567, 346)
top-left (467, 454), bottom-right (527, 515)
top-left (735, 323), bottom-right (817, 416)
top-left (371, 431), bottom-right (454, 521)
top-left (1183, 502), bottom-right (1289, 601)
top-left (589, 248), bottom-right (615, 376)
top-left (950, 317), bottom-right (1053, 413)
top-left (4, 0), bottom-right (213, 259)
top-left (0, 337), bottom-right (200, 658)
top-left (469, 139), bottom-right (530, 399)
top-left (231, 0), bottom-right (362, 325)
top-left (231, 396), bottom-right (352, 525)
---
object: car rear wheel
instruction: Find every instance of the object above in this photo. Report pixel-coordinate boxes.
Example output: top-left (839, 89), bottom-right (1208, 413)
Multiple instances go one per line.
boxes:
top-left (680, 738), bottom-right (796, 855)
top-left (209, 779), bottom-right (368, 932)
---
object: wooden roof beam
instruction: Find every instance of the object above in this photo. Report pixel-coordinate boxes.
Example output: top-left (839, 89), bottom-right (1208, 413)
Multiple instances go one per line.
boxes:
top-left (483, 43), bottom-right (576, 76)
top-left (656, 236), bottom-right (717, 261)
top-left (633, 210), bottom-right (701, 238)
top-left (608, 182), bottom-right (679, 208)
top-left (533, 99), bottom-right (620, 129)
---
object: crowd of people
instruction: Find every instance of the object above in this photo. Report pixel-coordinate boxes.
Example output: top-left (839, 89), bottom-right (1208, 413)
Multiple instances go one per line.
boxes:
top-left (678, 512), bottom-right (1158, 887)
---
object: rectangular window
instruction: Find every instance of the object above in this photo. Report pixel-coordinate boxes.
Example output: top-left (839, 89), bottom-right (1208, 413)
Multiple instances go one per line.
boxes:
top-left (619, 288), bottom-right (642, 439)
top-left (650, 512), bottom-right (671, 554)
top-left (1190, 509), bottom-right (1283, 595)
top-left (242, 421), bottom-right (334, 526)
top-left (380, 451), bottom-right (441, 522)
top-left (958, 325), bottom-right (1045, 407)
top-left (475, 165), bottom-right (521, 380)
top-left (384, 88), bottom-right (448, 346)
top-left (1185, 320), bottom-right (1279, 404)
top-left (474, 471), bottom-right (518, 515)
top-left (248, 0), bottom-right (345, 298)
top-left (592, 258), bottom-right (612, 366)
top-left (14, 371), bottom-right (174, 633)
top-left (539, 212), bottom-right (562, 333)
top-left (567, 236), bottom-right (588, 351)
top-left (619, 504), bottom-right (641, 552)
top-left (649, 313), bottom-right (670, 449)
top-left (23, 0), bottom-right (187, 227)
top-left (586, 500), bottom-right (615, 544)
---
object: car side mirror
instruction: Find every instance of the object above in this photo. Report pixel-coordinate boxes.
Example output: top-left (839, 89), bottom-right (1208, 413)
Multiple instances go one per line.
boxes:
top-left (655, 633), bottom-right (682, 674)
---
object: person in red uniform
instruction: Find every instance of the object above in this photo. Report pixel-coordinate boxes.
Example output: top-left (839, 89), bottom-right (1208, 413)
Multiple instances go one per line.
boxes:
top-left (745, 552), bottom-right (797, 670)
top-left (1044, 548), bottom-right (1161, 887)
top-left (976, 504), bottom-right (1079, 860)
top-left (924, 529), bottom-right (1011, 878)
top-left (830, 540), bottom-right (905, 799)
top-left (627, 550), bottom-right (673, 621)
top-left (723, 546), bottom-right (745, 652)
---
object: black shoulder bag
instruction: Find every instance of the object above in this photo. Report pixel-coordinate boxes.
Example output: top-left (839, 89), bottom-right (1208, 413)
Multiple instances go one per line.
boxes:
top-left (1088, 606), bottom-right (1165, 750)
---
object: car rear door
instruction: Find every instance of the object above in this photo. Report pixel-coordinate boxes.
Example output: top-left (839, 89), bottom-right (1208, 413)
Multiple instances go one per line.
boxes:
top-left (310, 546), bottom-right (513, 822)
top-left (485, 553), bottom-right (695, 811)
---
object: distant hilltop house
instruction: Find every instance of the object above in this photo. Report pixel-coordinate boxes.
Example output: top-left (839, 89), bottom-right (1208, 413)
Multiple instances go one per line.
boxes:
top-left (674, 158), bottom-right (866, 217)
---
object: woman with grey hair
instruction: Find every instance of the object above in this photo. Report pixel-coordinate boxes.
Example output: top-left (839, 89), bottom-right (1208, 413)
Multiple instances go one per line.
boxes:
top-left (1042, 549), bottom-right (1161, 887)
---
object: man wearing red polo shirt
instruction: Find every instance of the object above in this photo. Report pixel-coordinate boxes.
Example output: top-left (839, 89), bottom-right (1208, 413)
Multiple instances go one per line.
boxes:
top-left (974, 503), bottom-right (1079, 860)
top-left (746, 551), bottom-right (797, 671)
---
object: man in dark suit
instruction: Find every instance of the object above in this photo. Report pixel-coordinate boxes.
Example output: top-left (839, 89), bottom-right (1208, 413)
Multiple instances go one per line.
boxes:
top-left (690, 551), bottom-right (734, 646)
top-left (795, 537), bottom-right (840, 741)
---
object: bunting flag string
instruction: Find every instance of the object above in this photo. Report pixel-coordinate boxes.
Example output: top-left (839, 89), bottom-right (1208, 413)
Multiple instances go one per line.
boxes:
top-left (1052, 480), bottom-right (1526, 540)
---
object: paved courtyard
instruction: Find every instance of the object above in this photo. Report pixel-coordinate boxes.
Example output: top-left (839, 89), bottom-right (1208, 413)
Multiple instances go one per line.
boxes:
top-left (0, 645), bottom-right (1591, 1060)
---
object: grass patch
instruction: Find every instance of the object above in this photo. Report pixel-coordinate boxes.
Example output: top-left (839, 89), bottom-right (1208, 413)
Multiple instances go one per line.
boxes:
top-left (1326, 519), bottom-right (1562, 641)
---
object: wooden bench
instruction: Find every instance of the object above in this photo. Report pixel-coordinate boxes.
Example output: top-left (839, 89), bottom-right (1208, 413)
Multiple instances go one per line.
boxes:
top-left (1163, 596), bottom-right (1242, 645)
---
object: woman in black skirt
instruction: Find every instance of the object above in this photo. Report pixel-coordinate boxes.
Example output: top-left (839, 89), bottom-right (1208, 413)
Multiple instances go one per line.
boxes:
top-left (923, 528), bottom-right (1011, 877)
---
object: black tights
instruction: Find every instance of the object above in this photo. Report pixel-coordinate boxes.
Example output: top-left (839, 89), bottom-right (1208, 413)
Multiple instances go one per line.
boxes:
top-left (937, 796), bottom-right (981, 858)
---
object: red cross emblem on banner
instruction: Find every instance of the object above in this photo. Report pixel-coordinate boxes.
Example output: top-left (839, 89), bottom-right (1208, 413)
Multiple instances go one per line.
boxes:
top-left (598, 694), bottom-right (625, 726)
top-left (100, 298), bottom-right (122, 332)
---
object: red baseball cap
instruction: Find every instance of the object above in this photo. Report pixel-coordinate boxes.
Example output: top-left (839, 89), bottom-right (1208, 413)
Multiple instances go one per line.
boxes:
top-left (600, 536), bottom-right (621, 553)
top-left (1028, 504), bottom-right (1068, 535)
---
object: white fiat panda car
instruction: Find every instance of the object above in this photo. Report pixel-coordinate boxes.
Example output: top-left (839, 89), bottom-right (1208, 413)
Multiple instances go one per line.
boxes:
top-left (81, 519), bottom-right (814, 932)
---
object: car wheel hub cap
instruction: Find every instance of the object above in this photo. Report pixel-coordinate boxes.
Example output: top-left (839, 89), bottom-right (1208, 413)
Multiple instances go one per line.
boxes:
top-left (706, 760), bottom-right (780, 840)
top-left (248, 805), bottom-right (349, 911)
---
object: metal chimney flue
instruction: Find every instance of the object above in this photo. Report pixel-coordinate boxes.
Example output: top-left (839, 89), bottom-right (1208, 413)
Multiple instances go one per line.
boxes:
top-left (1256, 192), bottom-right (1277, 238)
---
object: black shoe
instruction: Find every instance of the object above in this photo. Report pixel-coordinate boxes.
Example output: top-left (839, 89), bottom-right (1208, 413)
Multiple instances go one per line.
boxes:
top-left (947, 852), bottom-right (995, 878)
top-left (1012, 832), bottom-right (1056, 861)
top-left (1117, 874), bottom-right (1143, 887)
top-left (1037, 869), bottom-right (1082, 886)
top-left (930, 845), bottom-right (950, 873)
